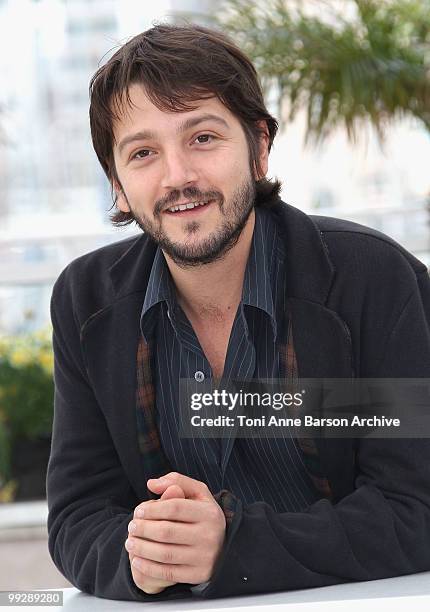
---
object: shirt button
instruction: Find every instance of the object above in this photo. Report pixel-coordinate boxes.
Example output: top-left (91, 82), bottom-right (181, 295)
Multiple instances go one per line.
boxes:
top-left (194, 371), bottom-right (205, 382)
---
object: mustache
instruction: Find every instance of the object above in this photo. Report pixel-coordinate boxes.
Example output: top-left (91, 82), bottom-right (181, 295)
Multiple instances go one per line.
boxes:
top-left (155, 187), bottom-right (222, 214)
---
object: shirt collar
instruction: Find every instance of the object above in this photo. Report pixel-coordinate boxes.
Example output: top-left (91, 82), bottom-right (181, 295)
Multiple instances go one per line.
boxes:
top-left (242, 207), bottom-right (279, 338)
top-left (140, 247), bottom-right (176, 341)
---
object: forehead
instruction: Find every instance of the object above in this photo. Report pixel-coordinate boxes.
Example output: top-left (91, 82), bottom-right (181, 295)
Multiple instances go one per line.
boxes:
top-left (112, 83), bottom-right (237, 140)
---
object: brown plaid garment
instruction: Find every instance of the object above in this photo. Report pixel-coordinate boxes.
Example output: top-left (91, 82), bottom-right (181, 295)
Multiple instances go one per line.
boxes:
top-left (135, 308), bottom-right (331, 519)
top-left (279, 312), bottom-right (333, 500)
top-left (135, 337), bottom-right (173, 488)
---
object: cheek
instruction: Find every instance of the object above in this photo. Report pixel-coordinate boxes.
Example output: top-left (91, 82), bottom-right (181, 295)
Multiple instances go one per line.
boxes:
top-left (212, 156), bottom-right (246, 185)
top-left (227, 156), bottom-right (252, 184)
top-left (121, 171), bottom-right (157, 205)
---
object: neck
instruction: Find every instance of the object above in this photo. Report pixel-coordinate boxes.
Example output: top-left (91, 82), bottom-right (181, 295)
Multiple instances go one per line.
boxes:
top-left (163, 208), bottom-right (255, 324)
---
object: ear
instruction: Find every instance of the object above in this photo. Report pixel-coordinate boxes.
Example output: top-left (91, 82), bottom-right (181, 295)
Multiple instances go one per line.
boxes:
top-left (112, 178), bottom-right (131, 213)
top-left (254, 120), bottom-right (270, 180)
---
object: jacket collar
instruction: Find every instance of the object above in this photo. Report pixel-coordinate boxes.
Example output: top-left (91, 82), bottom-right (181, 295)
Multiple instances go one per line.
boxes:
top-left (108, 201), bottom-right (335, 306)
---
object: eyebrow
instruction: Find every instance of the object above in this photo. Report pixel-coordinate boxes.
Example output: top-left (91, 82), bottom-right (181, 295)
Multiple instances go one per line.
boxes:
top-left (117, 113), bottom-right (230, 155)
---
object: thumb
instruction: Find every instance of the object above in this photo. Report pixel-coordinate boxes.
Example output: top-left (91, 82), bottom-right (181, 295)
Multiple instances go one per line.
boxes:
top-left (147, 473), bottom-right (212, 500)
top-left (159, 484), bottom-right (186, 501)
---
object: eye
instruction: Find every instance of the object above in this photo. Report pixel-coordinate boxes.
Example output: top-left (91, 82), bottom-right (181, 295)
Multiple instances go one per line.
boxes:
top-left (131, 149), bottom-right (154, 161)
top-left (194, 134), bottom-right (215, 144)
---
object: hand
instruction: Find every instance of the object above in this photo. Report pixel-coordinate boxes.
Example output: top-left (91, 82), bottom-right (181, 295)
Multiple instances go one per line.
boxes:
top-left (127, 484), bottom-right (185, 595)
top-left (127, 472), bottom-right (226, 587)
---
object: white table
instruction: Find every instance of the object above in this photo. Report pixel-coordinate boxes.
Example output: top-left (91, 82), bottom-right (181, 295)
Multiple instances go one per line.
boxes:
top-left (11, 571), bottom-right (430, 611)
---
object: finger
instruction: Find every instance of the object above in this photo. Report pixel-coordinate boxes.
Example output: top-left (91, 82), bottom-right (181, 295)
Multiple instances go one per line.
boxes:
top-left (126, 537), bottom-right (194, 565)
top-left (133, 498), bottom-right (157, 519)
top-left (131, 556), bottom-right (201, 585)
top-left (128, 519), bottom-right (195, 545)
top-left (147, 472), bottom-right (212, 500)
top-left (130, 563), bottom-right (175, 594)
top-left (160, 484), bottom-right (185, 501)
top-left (138, 498), bottom-right (212, 523)
top-left (134, 486), bottom-right (185, 518)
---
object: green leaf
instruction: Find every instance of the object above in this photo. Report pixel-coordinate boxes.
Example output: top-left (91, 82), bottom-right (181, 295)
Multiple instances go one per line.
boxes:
top-left (215, 0), bottom-right (430, 144)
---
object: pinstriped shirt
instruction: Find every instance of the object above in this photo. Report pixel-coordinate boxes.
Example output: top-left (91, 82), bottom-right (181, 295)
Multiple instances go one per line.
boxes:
top-left (140, 207), bottom-right (321, 512)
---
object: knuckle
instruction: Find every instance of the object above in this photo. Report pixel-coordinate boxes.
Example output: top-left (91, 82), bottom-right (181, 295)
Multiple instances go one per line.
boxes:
top-left (161, 547), bottom-right (174, 564)
top-left (169, 500), bottom-right (180, 514)
top-left (159, 522), bottom-right (174, 541)
top-left (161, 566), bottom-right (175, 582)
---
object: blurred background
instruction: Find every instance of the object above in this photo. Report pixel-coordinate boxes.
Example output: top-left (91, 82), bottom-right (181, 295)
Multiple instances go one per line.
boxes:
top-left (0, 0), bottom-right (429, 590)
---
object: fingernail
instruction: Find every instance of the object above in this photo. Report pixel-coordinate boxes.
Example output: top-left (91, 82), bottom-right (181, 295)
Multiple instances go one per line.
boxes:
top-left (128, 521), bottom-right (136, 533)
top-left (125, 538), bottom-right (134, 550)
top-left (135, 509), bottom-right (144, 518)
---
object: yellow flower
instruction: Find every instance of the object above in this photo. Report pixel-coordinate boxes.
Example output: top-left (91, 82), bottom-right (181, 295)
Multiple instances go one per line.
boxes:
top-left (39, 352), bottom-right (54, 374)
top-left (9, 349), bottom-right (31, 368)
top-left (0, 480), bottom-right (17, 503)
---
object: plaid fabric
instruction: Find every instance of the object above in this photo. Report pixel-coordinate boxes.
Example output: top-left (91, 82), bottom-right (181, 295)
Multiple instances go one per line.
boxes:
top-left (279, 311), bottom-right (333, 500)
top-left (136, 336), bottom-right (172, 491)
top-left (213, 489), bottom-right (237, 527)
top-left (135, 307), bottom-right (331, 512)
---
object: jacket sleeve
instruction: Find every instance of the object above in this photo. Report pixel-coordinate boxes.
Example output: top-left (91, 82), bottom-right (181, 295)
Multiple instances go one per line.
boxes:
top-left (46, 269), bottom-right (192, 602)
top-left (200, 268), bottom-right (430, 599)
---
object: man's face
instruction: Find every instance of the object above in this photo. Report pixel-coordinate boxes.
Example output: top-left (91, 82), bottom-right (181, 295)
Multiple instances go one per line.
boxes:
top-left (112, 84), bottom-right (268, 267)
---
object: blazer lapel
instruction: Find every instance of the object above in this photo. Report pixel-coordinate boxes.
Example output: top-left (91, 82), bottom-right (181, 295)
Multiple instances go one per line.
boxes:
top-left (288, 297), bottom-right (356, 501)
top-left (81, 234), bottom-right (158, 500)
top-left (81, 291), bottom-right (149, 500)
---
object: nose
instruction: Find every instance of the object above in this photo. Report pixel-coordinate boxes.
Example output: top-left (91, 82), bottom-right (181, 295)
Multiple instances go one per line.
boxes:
top-left (160, 148), bottom-right (199, 191)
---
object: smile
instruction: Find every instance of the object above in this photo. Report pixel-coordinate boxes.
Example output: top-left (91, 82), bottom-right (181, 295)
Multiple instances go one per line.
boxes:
top-left (165, 200), bottom-right (213, 215)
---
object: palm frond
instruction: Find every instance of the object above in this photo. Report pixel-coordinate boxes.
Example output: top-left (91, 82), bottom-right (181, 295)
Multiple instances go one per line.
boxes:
top-left (214, 0), bottom-right (430, 144)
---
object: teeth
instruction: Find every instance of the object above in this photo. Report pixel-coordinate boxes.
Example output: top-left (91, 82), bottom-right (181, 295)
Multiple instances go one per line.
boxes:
top-left (168, 201), bottom-right (209, 213)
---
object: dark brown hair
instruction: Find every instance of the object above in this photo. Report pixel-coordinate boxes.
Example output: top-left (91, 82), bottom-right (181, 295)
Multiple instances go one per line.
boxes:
top-left (89, 23), bottom-right (282, 225)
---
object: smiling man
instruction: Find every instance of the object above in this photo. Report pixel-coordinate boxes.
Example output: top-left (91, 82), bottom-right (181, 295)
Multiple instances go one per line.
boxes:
top-left (47, 24), bottom-right (430, 602)
top-left (114, 91), bottom-right (258, 270)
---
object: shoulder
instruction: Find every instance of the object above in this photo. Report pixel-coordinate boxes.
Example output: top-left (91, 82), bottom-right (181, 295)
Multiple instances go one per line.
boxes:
top-left (63, 233), bottom-right (143, 272)
top-left (51, 233), bottom-right (146, 326)
top-left (308, 215), bottom-right (430, 348)
top-left (310, 213), bottom-right (428, 281)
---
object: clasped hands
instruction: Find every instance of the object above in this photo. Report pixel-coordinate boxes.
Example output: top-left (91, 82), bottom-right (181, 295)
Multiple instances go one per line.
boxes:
top-left (125, 472), bottom-right (226, 594)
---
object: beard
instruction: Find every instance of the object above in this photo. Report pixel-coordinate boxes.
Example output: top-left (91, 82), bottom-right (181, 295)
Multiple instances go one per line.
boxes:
top-left (121, 173), bottom-right (256, 268)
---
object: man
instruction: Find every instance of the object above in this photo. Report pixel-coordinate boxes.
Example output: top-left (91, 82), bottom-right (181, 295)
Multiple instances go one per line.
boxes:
top-left (46, 23), bottom-right (430, 602)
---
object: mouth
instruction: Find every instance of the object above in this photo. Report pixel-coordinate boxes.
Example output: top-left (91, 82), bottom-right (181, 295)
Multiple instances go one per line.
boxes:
top-left (164, 199), bottom-right (214, 217)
